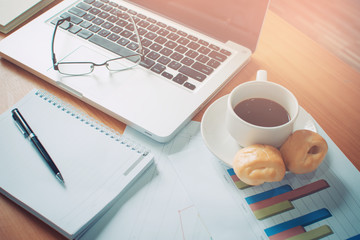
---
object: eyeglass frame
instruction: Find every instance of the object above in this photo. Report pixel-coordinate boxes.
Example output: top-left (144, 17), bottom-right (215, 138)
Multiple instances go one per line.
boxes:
top-left (51, 13), bottom-right (145, 76)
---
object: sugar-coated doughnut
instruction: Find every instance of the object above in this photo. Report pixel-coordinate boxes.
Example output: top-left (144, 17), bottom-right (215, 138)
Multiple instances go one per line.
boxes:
top-left (233, 144), bottom-right (286, 186)
top-left (280, 130), bottom-right (328, 174)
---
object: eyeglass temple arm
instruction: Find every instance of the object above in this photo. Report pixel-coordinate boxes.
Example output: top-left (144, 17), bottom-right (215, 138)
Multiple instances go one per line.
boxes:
top-left (120, 12), bottom-right (145, 61)
top-left (51, 17), bottom-right (71, 67)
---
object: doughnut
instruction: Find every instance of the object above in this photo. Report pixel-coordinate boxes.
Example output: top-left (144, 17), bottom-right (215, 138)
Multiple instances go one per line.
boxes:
top-left (233, 144), bottom-right (286, 186)
top-left (280, 130), bottom-right (328, 174)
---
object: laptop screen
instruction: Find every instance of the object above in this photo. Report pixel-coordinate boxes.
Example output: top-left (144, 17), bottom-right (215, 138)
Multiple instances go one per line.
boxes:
top-left (127, 0), bottom-right (269, 52)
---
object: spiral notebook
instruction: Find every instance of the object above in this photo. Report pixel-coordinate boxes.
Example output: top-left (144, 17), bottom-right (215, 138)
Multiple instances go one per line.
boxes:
top-left (0, 89), bottom-right (154, 239)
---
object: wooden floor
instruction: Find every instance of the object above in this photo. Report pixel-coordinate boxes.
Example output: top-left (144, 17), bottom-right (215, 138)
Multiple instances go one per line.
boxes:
top-left (269, 0), bottom-right (360, 73)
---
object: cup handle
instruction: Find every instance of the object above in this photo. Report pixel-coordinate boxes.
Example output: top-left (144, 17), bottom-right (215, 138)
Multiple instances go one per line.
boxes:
top-left (256, 70), bottom-right (267, 81)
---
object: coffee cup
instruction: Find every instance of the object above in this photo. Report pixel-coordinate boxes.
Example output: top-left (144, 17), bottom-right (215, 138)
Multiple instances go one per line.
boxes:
top-left (225, 70), bottom-right (299, 148)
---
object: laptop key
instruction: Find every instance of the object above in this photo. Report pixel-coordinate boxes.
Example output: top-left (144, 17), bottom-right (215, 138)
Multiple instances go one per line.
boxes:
top-left (107, 33), bottom-right (120, 41)
top-left (177, 37), bottom-right (189, 45)
top-left (69, 7), bottom-right (86, 17)
top-left (144, 32), bottom-right (157, 40)
top-left (89, 25), bottom-right (101, 33)
top-left (187, 35), bottom-right (198, 41)
top-left (149, 43), bottom-right (162, 52)
top-left (69, 25), bottom-right (82, 34)
top-left (207, 59), bottom-right (220, 68)
top-left (110, 26), bottom-right (122, 33)
top-left (175, 45), bottom-right (187, 54)
top-left (196, 54), bottom-right (209, 64)
top-left (209, 44), bottom-right (220, 51)
top-left (158, 56), bottom-right (171, 65)
top-left (192, 62), bottom-right (214, 75)
top-left (98, 12), bottom-right (110, 19)
top-left (168, 61), bottom-right (181, 70)
top-left (140, 58), bottom-right (156, 69)
top-left (67, 14), bottom-right (83, 25)
top-left (154, 36), bottom-right (167, 44)
top-left (98, 29), bottom-right (111, 37)
top-left (147, 51), bottom-right (160, 60)
top-left (76, 2), bottom-right (91, 11)
top-left (120, 30), bottom-right (132, 38)
top-left (170, 52), bottom-right (183, 61)
top-left (107, 15), bottom-right (118, 23)
top-left (109, 1), bottom-right (118, 7)
top-left (166, 26), bottom-right (177, 32)
top-left (80, 21), bottom-right (92, 29)
top-left (89, 8), bottom-right (101, 15)
top-left (92, 1), bottom-right (104, 8)
top-left (102, 22), bottom-right (114, 29)
top-left (164, 41), bottom-right (177, 49)
top-left (101, 5), bottom-right (113, 12)
top-left (118, 5), bottom-right (127, 11)
top-left (157, 29), bottom-right (169, 37)
top-left (116, 19), bottom-right (127, 27)
top-left (116, 38), bottom-right (130, 46)
top-left (220, 49), bottom-right (232, 56)
top-left (167, 33), bottom-right (179, 41)
top-left (93, 18), bottom-right (105, 25)
top-left (59, 21), bottom-right (72, 30)
top-left (198, 39), bottom-right (209, 46)
top-left (180, 57), bottom-right (194, 66)
top-left (77, 29), bottom-right (93, 39)
top-left (185, 49), bottom-right (199, 59)
top-left (83, 13), bottom-right (96, 21)
top-left (173, 73), bottom-right (188, 85)
top-left (184, 82), bottom-right (196, 90)
top-left (127, 42), bottom-right (139, 51)
top-left (156, 21), bottom-right (167, 28)
top-left (89, 35), bottom-right (139, 62)
top-left (147, 17), bottom-right (156, 24)
top-left (198, 46), bottom-right (211, 55)
top-left (177, 30), bottom-right (187, 37)
top-left (148, 24), bottom-right (159, 32)
top-left (159, 48), bottom-right (173, 57)
top-left (209, 51), bottom-right (227, 62)
top-left (151, 63), bottom-right (166, 74)
top-left (188, 42), bottom-right (200, 51)
top-left (161, 71), bottom-right (173, 79)
top-left (179, 66), bottom-right (206, 82)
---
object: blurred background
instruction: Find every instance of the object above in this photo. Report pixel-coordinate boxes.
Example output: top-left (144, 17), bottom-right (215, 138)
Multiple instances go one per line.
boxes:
top-left (270, 0), bottom-right (360, 73)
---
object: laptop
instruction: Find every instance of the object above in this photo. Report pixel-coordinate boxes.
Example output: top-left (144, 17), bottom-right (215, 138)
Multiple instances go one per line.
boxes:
top-left (0, 0), bottom-right (269, 142)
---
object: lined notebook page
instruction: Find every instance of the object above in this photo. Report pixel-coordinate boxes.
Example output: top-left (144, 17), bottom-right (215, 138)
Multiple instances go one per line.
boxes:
top-left (0, 89), bottom-right (153, 239)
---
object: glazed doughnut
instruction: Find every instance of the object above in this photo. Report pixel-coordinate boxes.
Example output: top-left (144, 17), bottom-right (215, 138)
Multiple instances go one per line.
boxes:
top-left (280, 130), bottom-right (328, 174)
top-left (233, 144), bottom-right (286, 186)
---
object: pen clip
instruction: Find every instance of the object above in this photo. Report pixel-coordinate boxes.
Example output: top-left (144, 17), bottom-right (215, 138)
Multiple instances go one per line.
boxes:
top-left (13, 119), bottom-right (29, 138)
top-left (12, 108), bottom-right (29, 138)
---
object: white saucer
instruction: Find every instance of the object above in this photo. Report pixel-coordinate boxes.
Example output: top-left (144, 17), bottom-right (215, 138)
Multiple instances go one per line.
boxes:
top-left (200, 95), bottom-right (317, 167)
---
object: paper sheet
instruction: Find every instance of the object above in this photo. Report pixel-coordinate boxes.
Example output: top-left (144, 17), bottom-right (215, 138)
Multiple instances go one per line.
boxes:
top-left (80, 122), bottom-right (212, 240)
top-left (169, 121), bottom-right (360, 240)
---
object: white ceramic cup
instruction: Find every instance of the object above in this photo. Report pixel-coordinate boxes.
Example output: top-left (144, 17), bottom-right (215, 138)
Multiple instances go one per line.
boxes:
top-left (225, 70), bottom-right (299, 148)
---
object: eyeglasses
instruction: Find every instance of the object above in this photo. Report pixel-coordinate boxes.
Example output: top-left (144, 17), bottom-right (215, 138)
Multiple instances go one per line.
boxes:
top-left (51, 13), bottom-right (144, 76)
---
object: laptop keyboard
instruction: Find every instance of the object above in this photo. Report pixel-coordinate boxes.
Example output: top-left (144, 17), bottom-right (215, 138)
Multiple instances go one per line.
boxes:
top-left (51, 0), bottom-right (232, 91)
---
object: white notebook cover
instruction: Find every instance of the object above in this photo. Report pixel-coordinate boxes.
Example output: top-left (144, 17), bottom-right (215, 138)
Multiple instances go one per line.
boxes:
top-left (0, 89), bottom-right (154, 239)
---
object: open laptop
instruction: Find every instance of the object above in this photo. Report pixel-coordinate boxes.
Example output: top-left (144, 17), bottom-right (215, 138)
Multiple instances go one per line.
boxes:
top-left (0, 0), bottom-right (269, 142)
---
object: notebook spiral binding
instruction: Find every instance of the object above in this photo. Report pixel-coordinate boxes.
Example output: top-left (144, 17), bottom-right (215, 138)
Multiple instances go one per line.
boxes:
top-left (35, 89), bottom-right (149, 156)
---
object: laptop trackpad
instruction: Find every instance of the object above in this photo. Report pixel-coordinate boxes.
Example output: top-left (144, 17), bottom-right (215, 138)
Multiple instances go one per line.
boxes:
top-left (55, 46), bottom-right (146, 97)
top-left (61, 45), bottom-right (120, 64)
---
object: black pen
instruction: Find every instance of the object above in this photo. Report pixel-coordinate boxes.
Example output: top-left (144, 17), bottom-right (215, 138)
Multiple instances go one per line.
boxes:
top-left (11, 108), bottom-right (65, 184)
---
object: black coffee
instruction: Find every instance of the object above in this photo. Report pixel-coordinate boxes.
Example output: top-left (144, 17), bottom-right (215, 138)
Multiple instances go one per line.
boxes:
top-left (234, 98), bottom-right (290, 127)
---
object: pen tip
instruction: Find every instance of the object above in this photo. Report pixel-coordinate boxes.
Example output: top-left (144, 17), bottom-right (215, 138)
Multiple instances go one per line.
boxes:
top-left (56, 173), bottom-right (65, 184)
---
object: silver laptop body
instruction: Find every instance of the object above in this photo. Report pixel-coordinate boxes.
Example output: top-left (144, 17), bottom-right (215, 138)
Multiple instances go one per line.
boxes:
top-left (0, 0), bottom-right (269, 142)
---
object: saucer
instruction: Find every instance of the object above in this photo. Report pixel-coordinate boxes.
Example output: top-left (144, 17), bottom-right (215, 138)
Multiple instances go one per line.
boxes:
top-left (200, 95), bottom-right (317, 167)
